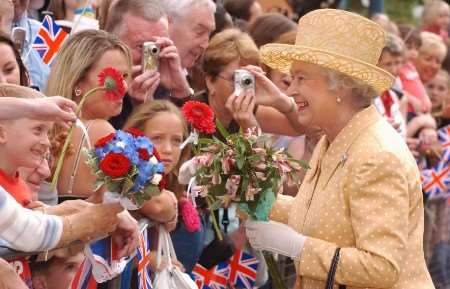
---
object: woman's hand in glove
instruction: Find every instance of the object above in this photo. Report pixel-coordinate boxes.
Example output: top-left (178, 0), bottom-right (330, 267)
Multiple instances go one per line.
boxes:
top-left (245, 220), bottom-right (306, 260)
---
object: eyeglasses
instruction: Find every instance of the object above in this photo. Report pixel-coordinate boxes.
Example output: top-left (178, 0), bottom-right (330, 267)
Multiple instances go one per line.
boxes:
top-left (216, 73), bottom-right (233, 83)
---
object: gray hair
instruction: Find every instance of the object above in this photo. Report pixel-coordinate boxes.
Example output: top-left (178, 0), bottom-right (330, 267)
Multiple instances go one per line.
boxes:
top-left (383, 33), bottom-right (405, 55)
top-left (105, 0), bottom-right (166, 33)
top-left (422, 0), bottom-right (450, 27)
top-left (320, 68), bottom-right (378, 108)
top-left (160, 0), bottom-right (216, 20)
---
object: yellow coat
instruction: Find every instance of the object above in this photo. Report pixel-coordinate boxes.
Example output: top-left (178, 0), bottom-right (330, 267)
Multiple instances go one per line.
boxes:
top-left (270, 106), bottom-right (435, 289)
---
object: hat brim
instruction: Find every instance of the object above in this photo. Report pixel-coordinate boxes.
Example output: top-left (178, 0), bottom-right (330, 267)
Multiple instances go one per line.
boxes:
top-left (260, 43), bottom-right (394, 93)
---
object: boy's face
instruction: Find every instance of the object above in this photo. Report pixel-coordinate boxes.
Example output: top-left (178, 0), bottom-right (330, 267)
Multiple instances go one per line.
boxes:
top-left (0, 118), bottom-right (52, 171)
top-left (378, 51), bottom-right (403, 77)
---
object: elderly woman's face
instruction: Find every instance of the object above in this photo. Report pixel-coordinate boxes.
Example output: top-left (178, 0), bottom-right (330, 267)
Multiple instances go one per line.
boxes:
top-left (414, 50), bottom-right (444, 84)
top-left (287, 61), bottom-right (337, 128)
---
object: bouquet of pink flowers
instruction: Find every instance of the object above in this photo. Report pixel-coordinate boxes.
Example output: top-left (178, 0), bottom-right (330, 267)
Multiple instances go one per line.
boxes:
top-left (180, 101), bottom-right (306, 221)
top-left (180, 101), bottom-right (306, 289)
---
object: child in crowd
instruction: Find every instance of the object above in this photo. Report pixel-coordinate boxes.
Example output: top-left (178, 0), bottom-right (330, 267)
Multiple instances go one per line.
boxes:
top-left (31, 252), bottom-right (84, 289)
top-left (0, 84), bottom-right (50, 207)
top-left (426, 69), bottom-right (450, 116)
top-left (422, 0), bottom-right (450, 42)
top-left (376, 33), bottom-right (407, 137)
top-left (398, 26), bottom-right (433, 116)
top-left (124, 100), bottom-right (199, 271)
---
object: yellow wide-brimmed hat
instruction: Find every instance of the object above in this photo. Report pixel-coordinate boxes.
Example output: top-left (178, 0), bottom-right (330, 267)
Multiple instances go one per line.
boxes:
top-left (260, 9), bottom-right (394, 93)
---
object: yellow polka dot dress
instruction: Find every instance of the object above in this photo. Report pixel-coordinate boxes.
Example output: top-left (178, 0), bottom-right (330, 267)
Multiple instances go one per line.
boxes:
top-left (270, 106), bottom-right (435, 289)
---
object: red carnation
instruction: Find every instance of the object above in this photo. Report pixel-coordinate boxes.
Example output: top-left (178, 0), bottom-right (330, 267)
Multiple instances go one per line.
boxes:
top-left (138, 148), bottom-right (150, 161)
top-left (125, 128), bottom-right (145, 137)
top-left (95, 133), bottom-right (115, 148)
top-left (153, 148), bottom-right (161, 161)
top-left (99, 153), bottom-right (131, 177)
top-left (182, 101), bottom-right (216, 134)
top-left (158, 174), bottom-right (166, 191)
top-left (98, 67), bottom-right (126, 101)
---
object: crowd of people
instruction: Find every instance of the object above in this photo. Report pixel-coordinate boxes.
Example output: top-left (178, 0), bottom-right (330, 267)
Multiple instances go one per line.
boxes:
top-left (0, 0), bottom-right (450, 288)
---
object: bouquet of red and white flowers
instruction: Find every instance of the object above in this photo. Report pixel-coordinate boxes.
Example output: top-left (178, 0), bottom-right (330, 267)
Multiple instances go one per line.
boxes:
top-left (84, 128), bottom-right (165, 209)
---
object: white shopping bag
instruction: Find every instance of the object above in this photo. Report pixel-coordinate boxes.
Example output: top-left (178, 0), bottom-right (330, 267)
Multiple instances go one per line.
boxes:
top-left (152, 226), bottom-right (198, 289)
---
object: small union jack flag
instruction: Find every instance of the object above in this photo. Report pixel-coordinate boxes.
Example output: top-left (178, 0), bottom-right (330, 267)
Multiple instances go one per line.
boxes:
top-left (422, 159), bottom-right (450, 200)
top-left (228, 250), bottom-right (259, 289)
top-left (136, 226), bottom-right (152, 289)
top-left (69, 259), bottom-right (97, 289)
top-left (86, 236), bottom-right (132, 283)
top-left (191, 262), bottom-right (230, 289)
top-left (32, 15), bottom-right (68, 65)
top-left (438, 125), bottom-right (450, 163)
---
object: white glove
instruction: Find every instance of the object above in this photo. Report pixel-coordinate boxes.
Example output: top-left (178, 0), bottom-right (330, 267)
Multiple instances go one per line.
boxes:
top-left (245, 221), bottom-right (306, 260)
top-left (178, 158), bottom-right (198, 185)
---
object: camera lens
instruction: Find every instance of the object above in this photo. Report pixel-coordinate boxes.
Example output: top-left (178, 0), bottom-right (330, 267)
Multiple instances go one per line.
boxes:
top-left (242, 77), bottom-right (253, 86)
top-left (151, 47), bottom-right (159, 54)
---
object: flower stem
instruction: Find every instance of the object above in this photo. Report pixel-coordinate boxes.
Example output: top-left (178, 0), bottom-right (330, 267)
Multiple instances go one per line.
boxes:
top-left (206, 196), bottom-right (223, 241)
top-left (263, 252), bottom-right (288, 289)
top-left (50, 87), bottom-right (103, 191)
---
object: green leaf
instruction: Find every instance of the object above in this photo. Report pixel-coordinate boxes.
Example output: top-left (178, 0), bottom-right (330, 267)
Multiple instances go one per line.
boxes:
top-left (93, 180), bottom-right (104, 192)
top-left (236, 156), bottom-right (245, 170)
top-left (121, 178), bottom-right (134, 195)
top-left (144, 185), bottom-right (161, 198)
top-left (215, 118), bottom-right (229, 139)
top-left (106, 180), bottom-right (121, 193)
top-left (209, 199), bottom-right (222, 211)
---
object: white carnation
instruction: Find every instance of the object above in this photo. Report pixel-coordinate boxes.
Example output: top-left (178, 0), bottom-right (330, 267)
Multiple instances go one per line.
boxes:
top-left (151, 174), bottom-right (163, 185)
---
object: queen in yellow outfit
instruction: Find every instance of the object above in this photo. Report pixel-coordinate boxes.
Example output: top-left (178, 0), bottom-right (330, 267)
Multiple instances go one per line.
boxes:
top-left (244, 9), bottom-right (435, 289)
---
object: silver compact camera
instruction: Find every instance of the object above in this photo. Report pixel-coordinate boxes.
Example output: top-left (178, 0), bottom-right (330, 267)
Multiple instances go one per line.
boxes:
top-left (142, 41), bottom-right (160, 72)
top-left (234, 69), bottom-right (255, 95)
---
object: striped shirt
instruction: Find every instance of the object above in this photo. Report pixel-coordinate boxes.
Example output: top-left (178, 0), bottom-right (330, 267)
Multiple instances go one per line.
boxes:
top-left (0, 186), bottom-right (62, 252)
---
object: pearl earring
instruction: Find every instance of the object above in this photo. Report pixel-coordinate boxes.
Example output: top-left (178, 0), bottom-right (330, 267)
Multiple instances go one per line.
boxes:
top-left (336, 96), bottom-right (342, 103)
top-left (74, 87), bottom-right (82, 97)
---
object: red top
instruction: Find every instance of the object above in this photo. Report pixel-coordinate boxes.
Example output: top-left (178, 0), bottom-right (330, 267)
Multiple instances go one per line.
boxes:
top-left (0, 169), bottom-right (32, 207)
top-left (398, 63), bottom-right (432, 113)
top-left (423, 25), bottom-right (449, 42)
top-left (380, 91), bottom-right (394, 118)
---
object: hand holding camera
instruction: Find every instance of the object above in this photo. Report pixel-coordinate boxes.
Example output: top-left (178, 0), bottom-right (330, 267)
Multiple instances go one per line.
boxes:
top-left (151, 37), bottom-right (192, 99)
top-left (128, 65), bottom-right (161, 103)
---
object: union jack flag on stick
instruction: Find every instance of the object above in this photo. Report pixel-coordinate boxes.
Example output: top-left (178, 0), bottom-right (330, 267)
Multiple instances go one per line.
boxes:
top-left (191, 262), bottom-right (230, 289)
top-left (227, 250), bottom-right (259, 289)
top-left (32, 15), bottom-right (68, 65)
top-left (422, 160), bottom-right (450, 200)
top-left (136, 226), bottom-right (152, 289)
top-left (68, 259), bottom-right (97, 289)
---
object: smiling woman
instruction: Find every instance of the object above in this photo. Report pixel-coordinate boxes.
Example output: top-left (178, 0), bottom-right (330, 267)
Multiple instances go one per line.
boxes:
top-left (45, 29), bottom-right (132, 200)
top-left (0, 32), bottom-right (29, 86)
top-left (245, 9), bottom-right (435, 289)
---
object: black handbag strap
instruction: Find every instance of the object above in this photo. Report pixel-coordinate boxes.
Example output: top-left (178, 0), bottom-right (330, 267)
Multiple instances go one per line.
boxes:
top-left (325, 248), bottom-right (346, 289)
